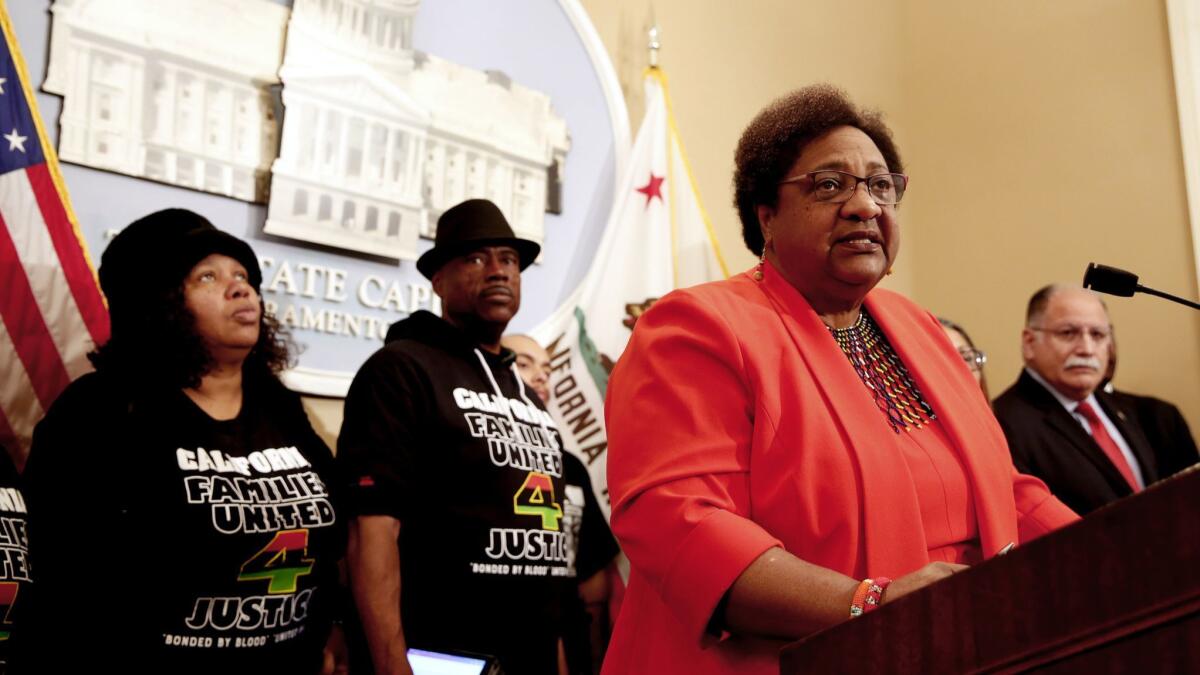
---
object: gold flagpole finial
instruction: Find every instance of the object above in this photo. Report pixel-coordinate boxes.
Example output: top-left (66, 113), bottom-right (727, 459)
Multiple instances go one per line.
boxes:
top-left (648, 24), bottom-right (661, 68)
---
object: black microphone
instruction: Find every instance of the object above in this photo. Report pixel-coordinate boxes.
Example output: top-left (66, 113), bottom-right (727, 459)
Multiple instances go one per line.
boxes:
top-left (1083, 262), bottom-right (1200, 310)
top-left (1082, 263), bottom-right (1138, 296)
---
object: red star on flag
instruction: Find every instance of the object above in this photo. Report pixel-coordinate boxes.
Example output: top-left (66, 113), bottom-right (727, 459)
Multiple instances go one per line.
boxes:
top-left (635, 173), bottom-right (664, 208)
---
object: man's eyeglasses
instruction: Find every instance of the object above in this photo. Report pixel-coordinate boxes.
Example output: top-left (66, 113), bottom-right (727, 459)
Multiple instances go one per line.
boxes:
top-left (778, 170), bottom-right (908, 205)
top-left (1029, 325), bottom-right (1112, 345)
top-left (958, 347), bottom-right (987, 372)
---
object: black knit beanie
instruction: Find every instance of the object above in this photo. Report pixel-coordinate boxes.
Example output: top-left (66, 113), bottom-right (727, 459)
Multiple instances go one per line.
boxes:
top-left (99, 209), bottom-right (262, 330)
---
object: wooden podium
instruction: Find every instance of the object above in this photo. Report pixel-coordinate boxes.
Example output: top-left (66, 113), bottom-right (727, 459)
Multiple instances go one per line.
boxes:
top-left (780, 468), bottom-right (1200, 673)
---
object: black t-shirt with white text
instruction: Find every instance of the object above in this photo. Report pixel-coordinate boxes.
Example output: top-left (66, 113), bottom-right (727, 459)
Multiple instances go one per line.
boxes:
top-left (559, 452), bottom-right (619, 674)
top-left (339, 311), bottom-right (570, 675)
top-left (0, 448), bottom-right (28, 675)
top-left (24, 371), bottom-right (343, 674)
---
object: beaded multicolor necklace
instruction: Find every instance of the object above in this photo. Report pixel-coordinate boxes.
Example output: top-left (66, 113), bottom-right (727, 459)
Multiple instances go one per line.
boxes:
top-left (826, 311), bottom-right (937, 434)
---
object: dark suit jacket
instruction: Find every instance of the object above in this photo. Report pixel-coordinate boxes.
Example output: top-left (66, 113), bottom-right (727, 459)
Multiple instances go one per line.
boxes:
top-left (1110, 389), bottom-right (1200, 478)
top-left (993, 370), bottom-right (1159, 515)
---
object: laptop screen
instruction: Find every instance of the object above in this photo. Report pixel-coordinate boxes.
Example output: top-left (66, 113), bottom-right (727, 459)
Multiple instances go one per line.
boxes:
top-left (408, 648), bottom-right (491, 675)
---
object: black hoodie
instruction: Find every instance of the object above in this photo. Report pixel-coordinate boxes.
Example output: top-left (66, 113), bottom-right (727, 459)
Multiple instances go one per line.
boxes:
top-left (339, 310), bottom-right (569, 675)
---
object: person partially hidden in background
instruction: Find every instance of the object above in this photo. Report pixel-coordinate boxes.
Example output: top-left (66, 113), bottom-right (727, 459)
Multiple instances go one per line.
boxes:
top-left (993, 284), bottom-right (1193, 515)
top-left (502, 334), bottom-right (620, 675)
top-left (939, 317), bottom-right (989, 399)
top-left (503, 334), bottom-right (554, 404)
top-left (0, 443), bottom-right (28, 675)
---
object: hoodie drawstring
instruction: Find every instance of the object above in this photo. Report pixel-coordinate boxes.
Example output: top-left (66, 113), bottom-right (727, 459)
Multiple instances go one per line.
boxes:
top-left (474, 348), bottom-right (515, 425)
top-left (472, 348), bottom-right (560, 452)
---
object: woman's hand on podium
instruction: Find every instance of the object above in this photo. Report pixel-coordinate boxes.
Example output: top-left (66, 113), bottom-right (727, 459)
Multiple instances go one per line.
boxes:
top-left (885, 562), bottom-right (968, 604)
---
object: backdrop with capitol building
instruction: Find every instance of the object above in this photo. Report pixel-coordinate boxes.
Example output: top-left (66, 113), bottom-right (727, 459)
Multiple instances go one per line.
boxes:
top-left (3, 0), bottom-right (1198, 461)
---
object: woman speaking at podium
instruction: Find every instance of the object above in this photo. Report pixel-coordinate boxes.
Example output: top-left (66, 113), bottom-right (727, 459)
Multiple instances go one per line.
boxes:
top-left (602, 86), bottom-right (1078, 674)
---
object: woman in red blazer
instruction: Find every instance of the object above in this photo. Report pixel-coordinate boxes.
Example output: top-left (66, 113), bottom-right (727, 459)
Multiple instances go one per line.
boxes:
top-left (602, 85), bottom-right (1078, 675)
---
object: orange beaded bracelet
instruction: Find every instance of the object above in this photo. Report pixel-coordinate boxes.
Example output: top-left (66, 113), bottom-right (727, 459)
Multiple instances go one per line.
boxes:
top-left (849, 578), bottom-right (874, 617)
top-left (849, 576), bottom-right (892, 617)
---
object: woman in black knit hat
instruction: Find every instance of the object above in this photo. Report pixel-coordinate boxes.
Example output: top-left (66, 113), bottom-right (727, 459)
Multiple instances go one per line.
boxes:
top-left (21, 209), bottom-right (347, 674)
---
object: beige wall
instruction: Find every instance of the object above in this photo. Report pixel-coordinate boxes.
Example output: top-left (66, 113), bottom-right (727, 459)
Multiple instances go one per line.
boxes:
top-left (303, 0), bottom-right (1200, 444)
top-left (302, 396), bottom-right (343, 451)
top-left (584, 0), bottom-right (1199, 433)
top-left (898, 0), bottom-right (1200, 431)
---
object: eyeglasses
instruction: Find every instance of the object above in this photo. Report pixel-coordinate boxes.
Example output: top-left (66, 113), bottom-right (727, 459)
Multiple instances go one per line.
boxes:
top-left (778, 170), bottom-right (908, 205)
top-left (1030, 325), bottom-right (1112, 345)
top-left (958, 347), bottom-right (987, 372)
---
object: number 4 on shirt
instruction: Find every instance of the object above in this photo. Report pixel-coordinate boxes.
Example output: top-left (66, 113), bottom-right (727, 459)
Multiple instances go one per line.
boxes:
top-left (238, 529), bottom-right (315, 594)
top-left (513, 471), bottom-right (563, 531)
top-left (0, 583), bottom-right (16, 640)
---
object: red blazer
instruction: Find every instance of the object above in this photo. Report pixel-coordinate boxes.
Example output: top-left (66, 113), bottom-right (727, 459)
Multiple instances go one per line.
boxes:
top-left (602, 265), bottom-right (1077, 675)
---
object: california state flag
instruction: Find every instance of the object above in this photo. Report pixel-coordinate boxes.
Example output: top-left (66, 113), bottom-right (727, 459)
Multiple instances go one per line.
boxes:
top-left (531, 67), bottom-right (727, 519)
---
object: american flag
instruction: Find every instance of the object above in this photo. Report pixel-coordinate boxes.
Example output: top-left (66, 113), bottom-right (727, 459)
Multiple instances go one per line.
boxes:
top-left (0, 8), bottom-right (108, 464)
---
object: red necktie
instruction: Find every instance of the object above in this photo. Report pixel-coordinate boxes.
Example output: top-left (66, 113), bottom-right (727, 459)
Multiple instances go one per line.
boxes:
top-left (1076, 401), bottom-right (1140, 492)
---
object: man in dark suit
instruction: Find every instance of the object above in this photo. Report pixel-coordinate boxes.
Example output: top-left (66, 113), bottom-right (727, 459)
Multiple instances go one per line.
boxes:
top-left (1103, 345), bottom-right (1200, 482)
top-left (1111, 389), bottom-right (1199, 478)
top-left (994, 285), bottom-right (1162, 515)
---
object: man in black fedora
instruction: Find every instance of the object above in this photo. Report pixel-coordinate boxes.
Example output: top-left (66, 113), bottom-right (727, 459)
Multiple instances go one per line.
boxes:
top-left (339, 199), bottom-right (569, 675)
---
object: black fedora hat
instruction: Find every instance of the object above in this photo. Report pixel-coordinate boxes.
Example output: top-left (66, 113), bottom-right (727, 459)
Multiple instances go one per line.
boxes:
top-left (416, 199), bottom-right (541, 279)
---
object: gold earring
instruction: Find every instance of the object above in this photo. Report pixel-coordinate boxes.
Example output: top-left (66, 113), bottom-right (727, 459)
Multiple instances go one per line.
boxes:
top-left (754, 241), bottom-right (769, 281)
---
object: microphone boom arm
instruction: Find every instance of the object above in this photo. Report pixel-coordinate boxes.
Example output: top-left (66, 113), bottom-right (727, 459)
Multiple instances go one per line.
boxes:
top-left (1137, 284), bottom-right (1200, 310)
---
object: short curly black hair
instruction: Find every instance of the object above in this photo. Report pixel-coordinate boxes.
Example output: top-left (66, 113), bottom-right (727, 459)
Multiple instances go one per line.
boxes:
top-left (733, 84), bottom-right (904, 255)
top-left (89, 287), bottom-right (292, 390)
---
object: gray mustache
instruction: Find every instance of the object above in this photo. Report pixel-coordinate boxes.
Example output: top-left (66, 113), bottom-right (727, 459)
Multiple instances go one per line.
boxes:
top-left (1065, 356), bottom-right (1102, 370)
